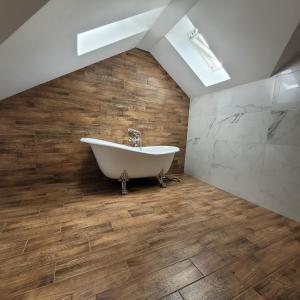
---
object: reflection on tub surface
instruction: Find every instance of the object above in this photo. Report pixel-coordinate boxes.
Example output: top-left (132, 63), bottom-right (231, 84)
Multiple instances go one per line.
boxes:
top-left (80, 138), bottom-right (180, 194)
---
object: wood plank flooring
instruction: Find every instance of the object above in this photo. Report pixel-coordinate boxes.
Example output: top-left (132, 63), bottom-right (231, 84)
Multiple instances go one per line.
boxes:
top-left (0, 175), bottom-right (299, 299)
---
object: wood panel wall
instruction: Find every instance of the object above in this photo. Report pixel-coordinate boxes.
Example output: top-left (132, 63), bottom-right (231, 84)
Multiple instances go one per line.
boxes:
top-left (0, 49), bottom-right (189, 188)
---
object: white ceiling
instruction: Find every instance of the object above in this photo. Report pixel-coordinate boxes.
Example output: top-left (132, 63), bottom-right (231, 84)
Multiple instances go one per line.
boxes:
top-left (0, 0), bottom-right (49, 44)
top-left (0, 0), bottom-right (171, 101)
top-left (152, 0), bottom-right (300, 97)
top-left (0, 0), bottom-right (299, 101)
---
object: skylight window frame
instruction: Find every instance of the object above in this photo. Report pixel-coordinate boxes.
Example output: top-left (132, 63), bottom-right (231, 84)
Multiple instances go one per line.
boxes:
top-left (188, 28), bottom-right (223, 72)
top-left (77, 7), bottom-right (165, 56)
top-left (166, 16), bottom-right (230, 87)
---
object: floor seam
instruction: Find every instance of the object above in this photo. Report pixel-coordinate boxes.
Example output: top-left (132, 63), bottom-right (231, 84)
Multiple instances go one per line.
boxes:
top-left (188, 257), bottom-right (204, 276)
top-left (178, 289), bottom-right (185, 299)
top-left (1, 176), bottom-right (299, 299)
top-left (175, 253), bottom-right (300, 299)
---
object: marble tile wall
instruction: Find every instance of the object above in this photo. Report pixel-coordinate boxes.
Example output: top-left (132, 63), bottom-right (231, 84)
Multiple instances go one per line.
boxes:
top-left (185, 61), bottom-right (300, 221)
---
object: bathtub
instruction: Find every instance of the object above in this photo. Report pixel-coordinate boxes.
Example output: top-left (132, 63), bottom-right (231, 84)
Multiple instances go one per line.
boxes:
top-left (80, 138), bottom-right (179, 194)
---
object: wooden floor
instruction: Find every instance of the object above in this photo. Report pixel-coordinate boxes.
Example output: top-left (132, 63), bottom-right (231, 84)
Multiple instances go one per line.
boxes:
top-left (0, 175), bottom-right (299, 299)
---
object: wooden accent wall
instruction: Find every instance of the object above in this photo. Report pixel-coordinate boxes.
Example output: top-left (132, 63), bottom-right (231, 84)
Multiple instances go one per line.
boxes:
top-left (0, 49), bottom-right (189, 187)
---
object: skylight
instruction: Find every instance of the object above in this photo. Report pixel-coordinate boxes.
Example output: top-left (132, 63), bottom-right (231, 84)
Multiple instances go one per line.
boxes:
top-left (77, 7), bottom-right (164, 56)
top-left (166, 16), bottom-right (230, 87)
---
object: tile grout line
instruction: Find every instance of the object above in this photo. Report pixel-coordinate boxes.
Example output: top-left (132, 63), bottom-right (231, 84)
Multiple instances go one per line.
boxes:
top-left (237, 254), bottom-right (300, 299)
top-left (137, 222), bottom-right (295, 281)
top-left (254, 288), bottom-right (267, 299)
top-left (231, 287), bottom-right (263, 300)
top-left (178, 289), bottom-right (185, 300)
top-left (188, 257), bottom-right (204, 276)
top-left (1, 176), bottom-right (298, 299)
top-left (158, 290), bottom-right (185, 300)
top-left (103, 220), bottom-right (298, 291)
top-left (180, 254), bottom-right (300, 299)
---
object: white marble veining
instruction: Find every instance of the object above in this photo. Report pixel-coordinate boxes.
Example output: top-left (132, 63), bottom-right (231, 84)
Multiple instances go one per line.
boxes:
top-left (187, 115), bottom-right (217, 139)
top-left (218, 78), bottom-right (274, 114)
top-left (210, 140), bottom-right (265, 203)
top-left (213, 111), bottom-right (270, 143)
top-left (273, 71), bottom-right (300, 110)
top-left (212, 140), bottom-right (265, 175)
top-left (185, 60), bottom-right (300, 221)
top-left (267, 109), bottom-right (300, 147)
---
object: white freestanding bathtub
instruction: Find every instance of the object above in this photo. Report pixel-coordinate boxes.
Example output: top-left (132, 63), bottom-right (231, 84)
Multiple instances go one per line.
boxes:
top-left (80, 138), bottom-right (179, 194)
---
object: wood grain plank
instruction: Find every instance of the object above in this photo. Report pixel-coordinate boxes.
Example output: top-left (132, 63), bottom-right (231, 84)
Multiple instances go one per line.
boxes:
top-left (0, 49), bottom-right (189, 188)
top-left (180, 233), bottom-right (300, 300)
top-left (0, 176), bottom-right (298, 299)
top-left (19, 262), bottom-right (131, 300)
top-left (161, 291), bottom-right (184, 300)
top-left (254, 256), bottom-right (300, 300)
top-left (233, 288), bottom-right (265, 300)
top-left (96, 259), bottom-right (202, 300)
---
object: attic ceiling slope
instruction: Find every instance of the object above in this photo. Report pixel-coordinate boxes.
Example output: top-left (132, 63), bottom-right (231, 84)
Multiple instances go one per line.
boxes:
top-left (0, 0), bottom-right (170, 101)
top-left (0, 0), bottom-right (300, 101)
top-left (272, 21), bottom-right (300, 75)
top-left (0, 0), bottom-right (49, 45)
top-left (138, 0), bottom-right (199, 51)
top-left (150, 0), bottom-right (300, 97)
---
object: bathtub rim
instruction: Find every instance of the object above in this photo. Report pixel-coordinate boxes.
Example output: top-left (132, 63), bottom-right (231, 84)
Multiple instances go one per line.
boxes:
top-left (80, 138), bottom-right (180, 155)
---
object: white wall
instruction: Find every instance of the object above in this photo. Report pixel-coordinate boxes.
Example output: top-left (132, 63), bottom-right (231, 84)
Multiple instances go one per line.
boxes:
top-left (185, 60), bottom-right (300, 221)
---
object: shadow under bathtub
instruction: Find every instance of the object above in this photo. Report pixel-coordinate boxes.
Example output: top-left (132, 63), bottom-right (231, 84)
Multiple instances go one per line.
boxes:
top-left (76, 150), bottom-right (180, 196)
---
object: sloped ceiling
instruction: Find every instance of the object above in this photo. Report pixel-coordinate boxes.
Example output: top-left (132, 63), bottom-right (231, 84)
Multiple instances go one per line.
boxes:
top-left (0, 0), bottom-right (172, 101)
top-left (272, 21), bottom-right (300, 75)
top-left (0, 0), bottom-right (299, 101)
top-left (0, 0), bottom-right (49, 44)
top-left (151, 0), bottom-right (300, 97)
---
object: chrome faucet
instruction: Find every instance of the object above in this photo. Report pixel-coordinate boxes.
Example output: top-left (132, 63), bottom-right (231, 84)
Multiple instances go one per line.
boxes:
top-left (128, 128), bottom-right (142, 148)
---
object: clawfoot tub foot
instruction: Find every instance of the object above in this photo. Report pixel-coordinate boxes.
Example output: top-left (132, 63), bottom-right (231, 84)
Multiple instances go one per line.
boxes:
top-left (157, 169), bottom-right (167, 188)
top-left (119, 170), bottom-right (129, 195)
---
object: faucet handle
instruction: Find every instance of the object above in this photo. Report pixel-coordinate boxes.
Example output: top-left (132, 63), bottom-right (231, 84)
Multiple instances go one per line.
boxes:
top-left (128, 128), bottom-right (141, 136)
top-left (128, 128), bottom-right (142, 147)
